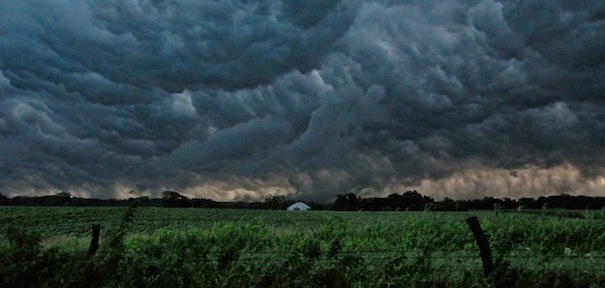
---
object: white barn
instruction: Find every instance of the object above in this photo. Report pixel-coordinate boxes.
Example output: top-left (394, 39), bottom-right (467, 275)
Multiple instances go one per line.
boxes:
top-left (287, 202), bottom-right (311, 211)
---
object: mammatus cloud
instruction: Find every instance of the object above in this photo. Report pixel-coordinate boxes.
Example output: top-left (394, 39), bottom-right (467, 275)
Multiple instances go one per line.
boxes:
top-left (1, 0), bottom-right (358, 93)
top-left (0, 0), bottom-right (603, 202)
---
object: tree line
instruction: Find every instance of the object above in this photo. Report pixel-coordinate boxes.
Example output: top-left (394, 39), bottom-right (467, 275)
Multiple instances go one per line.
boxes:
top-left (1, 190), bottom-right (605, 211)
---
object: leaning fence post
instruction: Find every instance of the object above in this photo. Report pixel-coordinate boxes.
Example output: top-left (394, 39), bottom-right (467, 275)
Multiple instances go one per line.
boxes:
top-left (87, 224), bottom-right (101, 256)
top-left (465, 216), bottom-right (494, 277)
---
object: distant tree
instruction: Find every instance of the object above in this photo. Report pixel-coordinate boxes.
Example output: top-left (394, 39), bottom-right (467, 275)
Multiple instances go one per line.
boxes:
top-left (191, 198), bottom-right (218, 208)
top-left (264, 195), bottom-right (293, 210)
top-left (385, 190), bottom-right (434, 211)
top-left (518, 198), bottom-right (537, 209)
top-left (306, 201), bottom-right (325, 210)
top-left (477, 197), bottom-right (500, 210)
top-left (436, 197), bottom-right (457, 211)
top-left (126, 196), bottom-right (151, 207)
top-left (56, 191), bottom-right (72, 198)
top-left (333, 193), bottom-right (359, 211)
top-left (0, 193), bottom-right (9, 205)
top-left (162, 191), bottom-right (191, 208)
top-left (502, 198), bottom-right (518, 209)
top-left (36, 191), bottom-right (74, 206)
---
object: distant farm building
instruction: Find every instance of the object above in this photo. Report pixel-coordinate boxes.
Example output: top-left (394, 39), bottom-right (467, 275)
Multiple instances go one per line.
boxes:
top-left (287, 202), bottom-right (310, 211)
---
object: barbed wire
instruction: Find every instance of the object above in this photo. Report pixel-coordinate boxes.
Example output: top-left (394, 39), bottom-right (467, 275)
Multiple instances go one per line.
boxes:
top-left (195, 257), bottom-right (605, 272)
top-left (237, 249), bottom-right (605, 258)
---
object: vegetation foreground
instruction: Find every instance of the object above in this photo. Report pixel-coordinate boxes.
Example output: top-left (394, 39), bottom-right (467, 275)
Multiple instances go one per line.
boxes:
top-left (1, 206), bottom-right (605, 287)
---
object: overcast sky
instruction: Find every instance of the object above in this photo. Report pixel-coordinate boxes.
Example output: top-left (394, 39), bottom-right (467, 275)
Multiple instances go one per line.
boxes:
top-left (1, 0), bottom-right (604, 202)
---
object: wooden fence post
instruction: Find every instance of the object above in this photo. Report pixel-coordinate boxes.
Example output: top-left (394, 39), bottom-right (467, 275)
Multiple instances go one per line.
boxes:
top-left (87, 224), bottom-right (101, 256)
top-left (465, 216), bottom-right (494, 277)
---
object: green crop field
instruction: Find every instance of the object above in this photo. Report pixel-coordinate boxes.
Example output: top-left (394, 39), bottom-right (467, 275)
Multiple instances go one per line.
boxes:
top-left (1, 206), bottom-right (605, 287)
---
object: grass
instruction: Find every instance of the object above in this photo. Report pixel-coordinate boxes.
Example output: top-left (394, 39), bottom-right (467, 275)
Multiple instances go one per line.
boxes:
top-left (1, 206), bottom-right (605, 287)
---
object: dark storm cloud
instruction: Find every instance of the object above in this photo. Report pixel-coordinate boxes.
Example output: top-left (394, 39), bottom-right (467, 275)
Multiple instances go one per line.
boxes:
top-left (167, 117), bottom-right (295, 171)
top-left (1, 0), bottom-right (358, 94)
top-left (0, 0), bottom-right (604, 201)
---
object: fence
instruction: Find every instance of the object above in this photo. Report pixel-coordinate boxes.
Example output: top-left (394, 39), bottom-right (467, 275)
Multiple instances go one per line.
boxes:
top-left (85, 215), bottom-right (605, 278)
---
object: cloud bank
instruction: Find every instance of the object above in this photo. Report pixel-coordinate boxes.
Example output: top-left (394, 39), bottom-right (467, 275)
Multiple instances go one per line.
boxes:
top-left (1, 0), bottom-right (604, 202)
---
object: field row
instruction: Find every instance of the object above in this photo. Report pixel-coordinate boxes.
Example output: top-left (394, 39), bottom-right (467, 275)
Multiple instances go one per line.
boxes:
top-left (2, 207), bottom-right (605, 254)
top-left (2, 207), bottom-right (605, 287)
